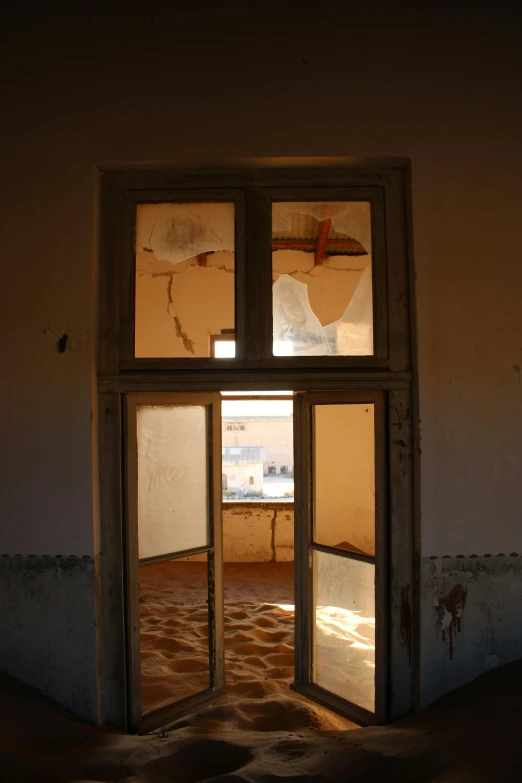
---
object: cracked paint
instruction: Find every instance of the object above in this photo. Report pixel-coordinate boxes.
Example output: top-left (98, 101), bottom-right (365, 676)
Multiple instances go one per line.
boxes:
top-left (173, 315), bottom-right (195, 355)
top-left (136, 255), bottom-right (234, 358)
top-left (166, 276), bottom-right (195, 355)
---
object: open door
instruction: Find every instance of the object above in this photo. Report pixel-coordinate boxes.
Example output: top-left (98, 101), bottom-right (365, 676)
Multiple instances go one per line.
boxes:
top-left (125, 393), bottom-right (224, 733)
top-left (293, 392), bottom-right (388, 725)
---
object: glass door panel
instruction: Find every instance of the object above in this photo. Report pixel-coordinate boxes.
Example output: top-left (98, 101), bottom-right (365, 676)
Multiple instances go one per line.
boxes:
top-left (294, 392), bottom-right (386, 725)
top-left (313, 403), bottom-right (375, 556)
top-left (126, 393), bottom-right (224, 732)
top-left (313, 550), bottom-right (375, 713)
top-left (137, 405), bottom-right (209, 557)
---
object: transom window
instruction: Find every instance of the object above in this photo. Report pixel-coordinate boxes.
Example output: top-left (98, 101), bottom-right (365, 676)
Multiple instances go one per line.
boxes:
top-left (115, 174), bottom-right (398, 372)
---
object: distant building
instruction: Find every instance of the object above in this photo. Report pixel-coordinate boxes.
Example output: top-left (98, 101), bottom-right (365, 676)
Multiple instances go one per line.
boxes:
top-left (222, 446), bottom-right (265, 497)
top-left (222, 416), bottom-right (293, 476)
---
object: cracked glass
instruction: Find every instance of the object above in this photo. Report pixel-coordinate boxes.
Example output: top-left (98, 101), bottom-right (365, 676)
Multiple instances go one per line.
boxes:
top-left (272, 202), bottom-right (373, 356)
top-left (135, 202), bottom-right (235, 358)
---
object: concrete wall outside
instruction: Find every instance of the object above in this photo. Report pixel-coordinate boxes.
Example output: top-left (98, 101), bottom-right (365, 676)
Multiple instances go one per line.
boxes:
top-left (2, 2), bottom-right (522, 720)
top-left (182, 504), bottom-right (294, 563)
top-left (223, 505), bottom-right (294, 562)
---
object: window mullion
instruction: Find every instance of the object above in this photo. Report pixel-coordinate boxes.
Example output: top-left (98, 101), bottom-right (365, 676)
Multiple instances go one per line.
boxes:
top-left (245, 187), bottom-right (271, 363)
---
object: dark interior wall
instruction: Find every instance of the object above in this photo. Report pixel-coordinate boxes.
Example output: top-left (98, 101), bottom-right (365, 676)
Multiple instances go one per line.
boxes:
top-left (1, 1), bottom-right (522, 717)
top-left (2, 1), bottom-right (521, 557)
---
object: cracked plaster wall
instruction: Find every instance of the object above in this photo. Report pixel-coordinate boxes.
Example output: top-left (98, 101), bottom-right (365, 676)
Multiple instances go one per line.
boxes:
top-left (135, 251), bottom-right (235, 358)
top-left (135, 249), bottom-right (367, 358)
top-left (2, 3), bottom-right (522, 722)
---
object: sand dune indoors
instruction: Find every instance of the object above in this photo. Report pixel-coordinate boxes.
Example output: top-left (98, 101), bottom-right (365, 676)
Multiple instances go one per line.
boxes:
top-left (139, 560), bottom-right (353, 728)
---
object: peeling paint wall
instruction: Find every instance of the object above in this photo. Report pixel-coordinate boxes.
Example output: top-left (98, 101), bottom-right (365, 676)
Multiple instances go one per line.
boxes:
top-left (0, 555), bottom-right (98, 722)
top-left (421, 555), bottom-right (522, 707)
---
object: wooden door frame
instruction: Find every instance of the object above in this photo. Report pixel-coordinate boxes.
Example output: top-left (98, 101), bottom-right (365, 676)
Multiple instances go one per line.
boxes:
top-left (96, 159), bottom-right (418, 731)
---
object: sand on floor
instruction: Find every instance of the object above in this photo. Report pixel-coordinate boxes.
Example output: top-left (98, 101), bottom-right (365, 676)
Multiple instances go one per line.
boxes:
top-left (3, 658), bottom-right (522, 781)
top-left (139, 560), bottom-right (357, 729)
top-left (4, 561), bottom-right (521, 781)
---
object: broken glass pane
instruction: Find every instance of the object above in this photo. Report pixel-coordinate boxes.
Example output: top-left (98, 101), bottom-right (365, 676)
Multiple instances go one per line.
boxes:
top-left (135, 202), bottom-right (235, 358)
top-left (272, 202), bottom-right (373, 356)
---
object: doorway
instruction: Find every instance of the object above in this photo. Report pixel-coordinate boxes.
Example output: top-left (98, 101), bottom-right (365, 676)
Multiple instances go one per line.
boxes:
top-left (125, 389), bottom-right (385, 732)
top-left (220, 393), bottom-right (295, 706)
top-left (97, 162), bottom-right (416, 733)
